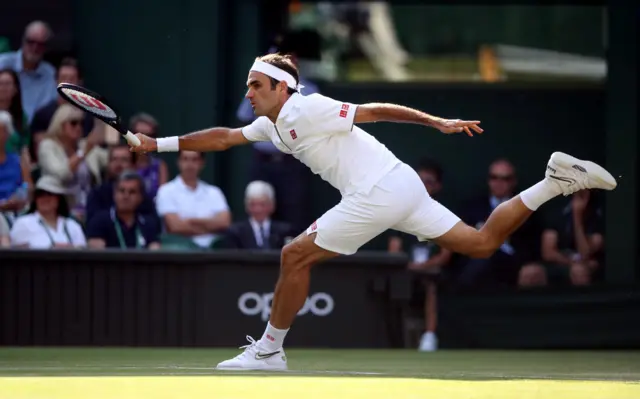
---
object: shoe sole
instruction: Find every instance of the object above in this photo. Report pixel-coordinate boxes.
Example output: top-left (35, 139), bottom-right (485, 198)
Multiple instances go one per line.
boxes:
top-left (215, 366), bottom-right (288, 372)
top-left (550, 152), bottom-right (617, 190)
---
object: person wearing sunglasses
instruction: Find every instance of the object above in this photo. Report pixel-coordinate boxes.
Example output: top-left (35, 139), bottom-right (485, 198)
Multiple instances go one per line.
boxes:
top-left (457, 159), bottom-right (545, 289)
top-left (86, 171), bottom-right (160, 250)
top-left (0, 21), bottom-right (58, 123)
top-left (37, 104), bottom-right (108, 223)
top-left (9, 175), bottom-right (86, 249)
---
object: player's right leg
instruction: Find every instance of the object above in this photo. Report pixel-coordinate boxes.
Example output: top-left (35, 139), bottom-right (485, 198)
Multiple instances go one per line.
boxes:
top-left (435, 152), bottom-right (617, 258)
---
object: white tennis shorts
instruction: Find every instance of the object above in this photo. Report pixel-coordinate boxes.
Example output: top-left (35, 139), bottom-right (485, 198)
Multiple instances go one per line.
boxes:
top-left (307, 162), bottom-right (461, 255)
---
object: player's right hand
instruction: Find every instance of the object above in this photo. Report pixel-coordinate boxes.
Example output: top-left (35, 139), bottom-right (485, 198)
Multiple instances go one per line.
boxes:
top-left (129, 133), bottom-right (157, 153)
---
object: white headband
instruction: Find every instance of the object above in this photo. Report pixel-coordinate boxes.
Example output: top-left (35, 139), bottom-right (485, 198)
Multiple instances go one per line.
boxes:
top-left (250, 60), bottom-right (304, 92)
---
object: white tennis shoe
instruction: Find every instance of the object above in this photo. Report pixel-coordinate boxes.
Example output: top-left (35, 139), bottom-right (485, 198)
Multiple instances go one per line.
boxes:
top-left (216, 336), bottom-right (288, 371)
top-left (545, 152), bottom-right (617, 196)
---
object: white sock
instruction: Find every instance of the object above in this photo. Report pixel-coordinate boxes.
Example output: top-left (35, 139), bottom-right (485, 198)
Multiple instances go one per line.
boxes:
top-left (258, 322), bottom-right (289, 352)
top-left (519, 179), bottom-right (562, 211)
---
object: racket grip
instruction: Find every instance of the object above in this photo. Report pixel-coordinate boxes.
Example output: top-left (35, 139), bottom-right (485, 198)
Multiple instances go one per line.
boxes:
top-left (124, 131), bottom-right (141, 147)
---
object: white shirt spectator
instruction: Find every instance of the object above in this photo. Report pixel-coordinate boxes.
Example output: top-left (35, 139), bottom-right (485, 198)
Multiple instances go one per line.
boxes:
top-left (9, 211), bottom-right (87, 249)
top-left (156, 176), bottom-right (230, 248)
top-left (242, 92), bottom-right (400, 196)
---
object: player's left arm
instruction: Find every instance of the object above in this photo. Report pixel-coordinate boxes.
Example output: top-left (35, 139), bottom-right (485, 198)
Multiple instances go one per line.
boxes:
top-left (354, 103), bottom-right (483, 136)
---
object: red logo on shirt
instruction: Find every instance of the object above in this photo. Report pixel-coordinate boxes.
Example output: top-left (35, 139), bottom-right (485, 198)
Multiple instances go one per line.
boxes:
top-left (309, 221), bottom-right (317, 232)
top-left (339, 104), bottom-right (349, 118)
top-left (289, 129), bottom-right (297, 140)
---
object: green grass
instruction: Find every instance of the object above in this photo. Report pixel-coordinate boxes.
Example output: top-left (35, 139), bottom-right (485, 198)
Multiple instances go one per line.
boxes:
top-left (1, 348), bottom-right (639, 399)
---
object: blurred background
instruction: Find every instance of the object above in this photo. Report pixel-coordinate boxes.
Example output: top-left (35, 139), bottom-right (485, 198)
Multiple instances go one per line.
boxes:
top-left (0, 1), bottom-right (638, 354)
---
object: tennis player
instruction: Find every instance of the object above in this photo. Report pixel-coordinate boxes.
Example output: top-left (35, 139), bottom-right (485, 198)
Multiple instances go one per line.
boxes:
top-left (130, 53), bottom-right (617, 371)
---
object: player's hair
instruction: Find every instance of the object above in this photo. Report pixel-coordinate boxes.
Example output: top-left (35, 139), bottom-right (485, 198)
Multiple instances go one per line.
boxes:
top-left (416, 158), bottom-right (444, 183)
top-left (58, 57), bottom-right (83, 79)
top-left (256, 53), bottom-right (300, 95)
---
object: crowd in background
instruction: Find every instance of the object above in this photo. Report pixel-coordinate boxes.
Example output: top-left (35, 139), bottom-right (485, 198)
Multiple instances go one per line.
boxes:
top-left (0, 20), bottom-right (607, 352)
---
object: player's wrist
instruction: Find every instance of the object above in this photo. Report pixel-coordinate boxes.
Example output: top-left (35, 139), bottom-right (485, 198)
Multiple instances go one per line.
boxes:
top-left (156, 136), bottom-right (179, 152)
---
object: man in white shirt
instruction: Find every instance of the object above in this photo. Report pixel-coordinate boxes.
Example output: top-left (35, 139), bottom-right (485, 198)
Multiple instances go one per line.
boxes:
top-left (129, 53), bottom-right (617, 370)
top-left (155, 150), bottom-right (231, 248)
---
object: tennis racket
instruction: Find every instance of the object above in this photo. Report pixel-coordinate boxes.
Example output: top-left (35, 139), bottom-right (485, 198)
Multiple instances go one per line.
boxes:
top-left (57, 83), bottom-right (141, 147)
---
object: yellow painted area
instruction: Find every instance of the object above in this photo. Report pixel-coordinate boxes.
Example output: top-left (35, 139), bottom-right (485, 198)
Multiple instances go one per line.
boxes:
top-left (1, 376), bottom-right (639, 399)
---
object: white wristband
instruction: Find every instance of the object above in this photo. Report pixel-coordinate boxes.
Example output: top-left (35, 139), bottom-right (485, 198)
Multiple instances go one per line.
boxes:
top-left (157, 136), bottom-right (179, 152)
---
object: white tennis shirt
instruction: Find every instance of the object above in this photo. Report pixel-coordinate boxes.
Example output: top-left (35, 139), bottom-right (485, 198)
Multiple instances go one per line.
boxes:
top-left (242, 93), bottom-right (400, 196)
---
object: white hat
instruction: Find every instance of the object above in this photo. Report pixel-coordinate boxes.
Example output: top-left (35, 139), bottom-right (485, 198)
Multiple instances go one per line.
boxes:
top-left (35, 175), bottom-right (68, 195)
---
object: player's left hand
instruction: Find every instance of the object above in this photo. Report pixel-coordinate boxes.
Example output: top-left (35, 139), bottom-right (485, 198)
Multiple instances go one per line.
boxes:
top-left (432, 118), bottom-right (483, 136)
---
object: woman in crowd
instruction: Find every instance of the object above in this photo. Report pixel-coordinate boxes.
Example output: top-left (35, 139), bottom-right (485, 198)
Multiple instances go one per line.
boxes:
top-left (0, 69), bottom-right (30, 155)
top-left (37, 104), bottom-right (107, 222)
top-left (0, 111), bottom-right (31, 221)
top-left (9, 175), bottom-right (86, 249)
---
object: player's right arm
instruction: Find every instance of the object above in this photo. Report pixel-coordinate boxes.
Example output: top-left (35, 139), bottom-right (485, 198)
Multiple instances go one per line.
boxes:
top-left (131, 127), bottom-right (249, 153)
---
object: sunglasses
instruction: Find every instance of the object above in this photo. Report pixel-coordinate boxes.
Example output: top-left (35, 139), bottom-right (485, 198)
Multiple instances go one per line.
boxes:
top-left (489, 174), bottom-right (514, 182)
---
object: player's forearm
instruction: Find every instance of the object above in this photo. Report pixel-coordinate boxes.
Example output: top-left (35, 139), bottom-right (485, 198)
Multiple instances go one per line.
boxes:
top-left (356, 103), bottom-right (440, 127)
top-left (179, 127), bottom-right (233, 152)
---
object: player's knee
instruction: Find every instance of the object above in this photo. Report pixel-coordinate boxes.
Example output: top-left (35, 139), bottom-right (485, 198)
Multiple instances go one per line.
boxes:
top-left (280, 240), bottom-right (308, 275)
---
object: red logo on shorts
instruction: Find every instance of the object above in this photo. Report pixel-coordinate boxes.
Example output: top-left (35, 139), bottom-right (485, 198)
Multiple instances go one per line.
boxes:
top-left (290, 129), bottom-right (297, 140)
top-left (266, 334), bottom-right (275, 342)
top-left (339, 104), bottom-right (349, 118)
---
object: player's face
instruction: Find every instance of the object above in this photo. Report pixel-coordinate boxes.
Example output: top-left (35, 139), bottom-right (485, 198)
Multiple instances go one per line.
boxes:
top-left (246, 196), bottom-right (274, 222)
top-left (245, 71), bottom-right (285, 117)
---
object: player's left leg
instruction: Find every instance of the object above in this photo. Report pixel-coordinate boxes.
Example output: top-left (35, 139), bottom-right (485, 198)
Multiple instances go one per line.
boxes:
top-left (434, 152), bottom-right (616, 258)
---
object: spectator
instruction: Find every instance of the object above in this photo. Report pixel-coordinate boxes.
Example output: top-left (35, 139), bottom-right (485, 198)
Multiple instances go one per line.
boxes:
top-left (0, 69), bottom-right (29, 154)
top-left (224, 180), bottom-right (295, 249)
top-left (388, 159), bottom-right (451, 352)
top-left (541, 190), bottom-right (604, 286)
top-left (9, 175), bottom-right (86, 249)
top-left (457, 159), bottom-right (544, 288)
top-left (0, 213), bottom-right (9, 247)
top-left (129, 112), bottom-right (167, 199)
top-left (37, 104), bottom-right (107, 223)
top-left (30, 57), bottom-right (96, 164)
top-left (156, 150), bottom-right (231, 249)
top-left (85, 143), bottom-right (157, 224)
top-left (0, 111), bottom-right (30, 219)
top-left (87, 171), bottom-right (160, 250)
top-left (236, 37), bottom-right (317, 232)
top-left (0, 21), bottom-right (57, 123)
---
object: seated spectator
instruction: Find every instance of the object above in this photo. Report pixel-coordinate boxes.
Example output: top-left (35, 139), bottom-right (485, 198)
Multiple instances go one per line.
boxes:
top-left (0, 69), bottom-right (30, 155)
top-left (87, 171), bottom-right (160, 250)
top-left (0, 213), bottom-right (9, 247)
top-left (129, 113), bottom-right (167, 199)
top-left (457, 159), bottom-right (544, 289)
top-left (156, 150), bottom-right (231, 249)
top-left (0, 111), bottom-right (30, 220)
top-left (388, 159), bottom-right (451, 352)
top-left (224, 181), bottom-right (295, 250)
top-left (9, 175), bottom-right (86, 249)
top-left (85, 143), bottom-right (157, 224)
top-left (540, 189), bottom-right (604, 286)
top-left (0, 21), bottom-right (57, 123)
top-left (30, 57), bottom-right (96, 164)
top-left (37, 104), bottom-right (107, 222)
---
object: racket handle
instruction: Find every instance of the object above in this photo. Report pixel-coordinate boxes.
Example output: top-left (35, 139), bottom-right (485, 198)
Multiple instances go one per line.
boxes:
top-left (124, 131), bottom-right (141, 147)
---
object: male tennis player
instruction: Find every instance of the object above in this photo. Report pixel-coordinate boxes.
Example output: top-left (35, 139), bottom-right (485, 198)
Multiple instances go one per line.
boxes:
top-left (130, 53), bottom-right (617, 371)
